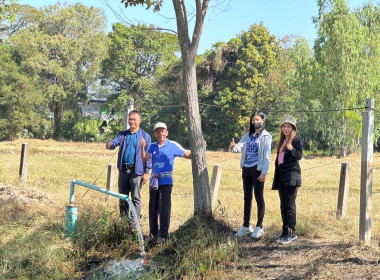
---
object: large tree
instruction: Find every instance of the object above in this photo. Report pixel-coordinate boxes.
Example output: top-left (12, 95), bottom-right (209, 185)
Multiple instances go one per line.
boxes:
top-left (9, 3), bottom-right (108, 137)
top-left (195, 24), bottom-right (281, 148)
top-left (312, 0), bottom-right (369, 157)
top-left (0, 0), bottom-right (17, 22)
top-left (101, 23), bottom-right (179, 113)
top-left (121, 0), bottom-right (213, 214)
top-left (0, 44), bottom-right (45, 140)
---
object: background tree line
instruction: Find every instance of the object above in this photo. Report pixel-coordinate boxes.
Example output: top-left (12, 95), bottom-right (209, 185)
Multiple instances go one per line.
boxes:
top-left (0, 0), bottom-right (379, 157)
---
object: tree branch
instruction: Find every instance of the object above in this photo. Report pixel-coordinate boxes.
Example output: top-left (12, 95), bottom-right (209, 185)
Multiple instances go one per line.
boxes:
top-left (103, 0), bottom-right (177, 34)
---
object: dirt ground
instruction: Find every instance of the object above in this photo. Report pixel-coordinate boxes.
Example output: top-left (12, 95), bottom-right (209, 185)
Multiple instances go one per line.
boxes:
top-left (0, 183), bottom-right (53, 205)
top-left (2, 184), bottom-right (379, 279)
top-left (229, 235), bottom-right (379, 280)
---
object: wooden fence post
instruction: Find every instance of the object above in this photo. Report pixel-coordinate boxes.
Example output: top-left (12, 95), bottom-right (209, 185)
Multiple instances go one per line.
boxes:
top-left (210, 164), bottom-right (222, 210)
top-left (337, 162), bottom-right (350, 219)
top-left (19, 142), bottom-right (29, 185)
top-left (359, 98), bottom-right (374, 243)
top-left (106, 164), bottom-right (116, 201)
top-left (123, 99), bottom-right (134, 130)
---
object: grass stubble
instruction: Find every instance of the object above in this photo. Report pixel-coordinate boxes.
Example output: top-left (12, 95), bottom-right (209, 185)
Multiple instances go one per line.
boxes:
top-left (0, 139), bottom-right (379, 279)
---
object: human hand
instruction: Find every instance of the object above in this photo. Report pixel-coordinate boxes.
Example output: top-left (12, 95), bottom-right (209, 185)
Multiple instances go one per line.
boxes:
top-left (286, 140), bottom-right (293, 151)
top-left (140, 137), bottom-right (146, 148)
top-left (142, 173), bottom-right (149, 184)
top-left (230, 138), bottom-right (235, 149)
top-left (257, 174), bottom-right (266, 182)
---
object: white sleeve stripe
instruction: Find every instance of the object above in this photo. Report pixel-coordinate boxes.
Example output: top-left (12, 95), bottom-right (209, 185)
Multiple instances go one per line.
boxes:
top-left (171, 141), bottom-right (186, 152)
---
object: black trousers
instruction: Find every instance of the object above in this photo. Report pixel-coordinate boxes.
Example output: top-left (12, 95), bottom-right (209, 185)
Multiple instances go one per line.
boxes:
top-left (149, 185), bottom-right (173, 238)
top-left (278, 166), bottom-right (298, 231)
top-left (242, 166), bottom-right (265, 228)
top-left (118, 166), bottom-right (142, 220)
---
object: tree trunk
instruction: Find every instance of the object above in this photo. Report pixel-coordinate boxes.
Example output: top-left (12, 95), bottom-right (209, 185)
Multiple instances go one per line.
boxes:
top-left (172, 0), bottom-right (212, 214)
top-left (53, 102), bottom-right (63, 138)
top-left (182, 53), bottom-right (211, 214)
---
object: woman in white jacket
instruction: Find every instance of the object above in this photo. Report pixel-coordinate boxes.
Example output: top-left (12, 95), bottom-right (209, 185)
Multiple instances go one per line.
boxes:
top-left (230, 111), bottom-right (272, 238)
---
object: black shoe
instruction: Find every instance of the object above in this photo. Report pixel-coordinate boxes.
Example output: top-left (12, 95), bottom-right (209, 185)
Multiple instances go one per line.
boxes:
top-left (280, 230), bottom-right (297, 245)
top-left (145, 234), bottom-right (156, 242)
top-left (279, 231), bottom-right (287, 240)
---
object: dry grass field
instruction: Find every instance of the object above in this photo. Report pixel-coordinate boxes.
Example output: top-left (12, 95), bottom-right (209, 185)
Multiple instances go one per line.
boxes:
top-left (0, 138), bottom-right (379, 279)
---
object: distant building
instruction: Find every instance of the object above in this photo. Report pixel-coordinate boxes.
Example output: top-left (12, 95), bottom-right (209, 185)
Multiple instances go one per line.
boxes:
top-left (79, 95), bottom-right (119, 126)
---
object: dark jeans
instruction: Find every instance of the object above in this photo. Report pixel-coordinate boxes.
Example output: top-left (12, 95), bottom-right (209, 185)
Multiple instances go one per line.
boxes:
top-left (242, 166), bottom-right (265, 228)
top-left (118, 165), bottom-right (142, 220)
top-left (278, 166), bottom-right (298, 231)
top-left (149, 185), bottom-right (173, 238)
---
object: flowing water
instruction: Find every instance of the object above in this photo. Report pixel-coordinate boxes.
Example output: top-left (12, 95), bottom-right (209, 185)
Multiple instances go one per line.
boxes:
top-left (102, 199), bottom-right (147, 278)
top-left (126, 199), bottom-right (146, 259)
top-left (103, 258), bottom-right (148, 279)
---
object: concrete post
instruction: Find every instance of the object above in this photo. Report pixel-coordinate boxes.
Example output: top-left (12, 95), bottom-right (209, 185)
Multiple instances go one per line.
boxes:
top-left (210, 164), bottom-right (222, 210)
top-left (123, 99), bottom-right (134, 130)
top-left (359, 98), bottom-right (374, 243)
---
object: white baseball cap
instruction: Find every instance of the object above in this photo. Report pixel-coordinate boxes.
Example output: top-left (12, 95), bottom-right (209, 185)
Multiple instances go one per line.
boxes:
top-left (153, 122), bottom-right (167, 132)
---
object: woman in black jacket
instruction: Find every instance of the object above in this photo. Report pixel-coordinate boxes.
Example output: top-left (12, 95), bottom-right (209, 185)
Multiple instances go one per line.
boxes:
top-left (272, 115), bottom-right (302, 244)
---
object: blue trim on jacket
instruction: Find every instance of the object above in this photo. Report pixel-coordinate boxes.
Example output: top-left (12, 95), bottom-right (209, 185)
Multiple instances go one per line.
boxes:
top-left (109, 128), bottom-right (152, 175)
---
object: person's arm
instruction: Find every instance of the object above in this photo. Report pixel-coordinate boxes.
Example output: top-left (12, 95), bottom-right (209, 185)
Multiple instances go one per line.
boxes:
top-left (106, 137), bottom-right (119, 150)
top-left (105, 140), bottom-right (112, 149)
top-left (230, 134), bottom-right (247, 153)
top-left (140, 137), bottom-right (151, 163)
top-left (258, 135), bottom-right (272, 182)
top-left (260, 134), bottom-right (272, 175)
top-left (290, 137), bottom-right (303, 160)
top-left (144, 134), bottom-right (152, 170)
top-left (182, 151), bottom-right (191, 159)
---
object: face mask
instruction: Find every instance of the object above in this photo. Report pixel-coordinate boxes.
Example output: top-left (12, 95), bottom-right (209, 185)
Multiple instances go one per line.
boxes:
top-left (254, 122), bottom-right (262, 129)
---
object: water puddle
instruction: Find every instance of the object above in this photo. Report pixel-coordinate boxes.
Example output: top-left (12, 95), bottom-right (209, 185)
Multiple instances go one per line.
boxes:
top-left (103, 257), bottom-right (147, 279)
top-left (102, 253), bottom-right (171, 279)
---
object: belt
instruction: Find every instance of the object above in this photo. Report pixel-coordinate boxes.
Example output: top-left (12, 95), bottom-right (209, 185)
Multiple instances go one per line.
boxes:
top-left (123, 164), bottom-right (135, 169)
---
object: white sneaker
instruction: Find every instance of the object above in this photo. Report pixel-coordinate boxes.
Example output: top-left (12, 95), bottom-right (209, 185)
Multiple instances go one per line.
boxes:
top-left (251, 226), bottom-right (264, 238)
top-left (235, 225), bottom-right (254, 237)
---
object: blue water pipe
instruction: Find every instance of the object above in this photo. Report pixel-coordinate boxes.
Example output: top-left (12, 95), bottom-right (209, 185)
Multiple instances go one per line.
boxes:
top-left (64, 179), bottom-right (130, 238)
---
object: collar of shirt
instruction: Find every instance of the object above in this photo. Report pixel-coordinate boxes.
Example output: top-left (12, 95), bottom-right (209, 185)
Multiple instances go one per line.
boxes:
top-left (128, 129), bottom-right (139, 135)
top-left (158, 139), bottom-right (169, 148)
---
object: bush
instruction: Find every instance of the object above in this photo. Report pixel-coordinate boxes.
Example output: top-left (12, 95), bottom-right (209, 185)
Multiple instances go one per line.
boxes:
top-left (60, 111), bottom-right (103, 142)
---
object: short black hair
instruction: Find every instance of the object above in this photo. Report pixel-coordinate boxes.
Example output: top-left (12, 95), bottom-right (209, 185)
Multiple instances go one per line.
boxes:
top-left (128, 110), bottom-right (141, 118)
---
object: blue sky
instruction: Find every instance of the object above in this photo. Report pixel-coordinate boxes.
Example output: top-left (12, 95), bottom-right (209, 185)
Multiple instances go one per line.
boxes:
top-left (17, 0), bottom-right (374, 53)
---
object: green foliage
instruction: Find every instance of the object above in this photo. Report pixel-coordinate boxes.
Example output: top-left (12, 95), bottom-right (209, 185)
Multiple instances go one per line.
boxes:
top-left (1, 0), bottom-right (379, 153)
top-left (121, 0), bottom-right (163, 12)
top-left (308, 0), bottom-right (372, 156)
top-left (194, 24), bottom-right (281, 149)
top-left (60, 111), bottom-right (103, 142)
top-left (0, 0), bottom-right (17, 22)
top-left (0, 44), bottom-right (46, 140)
top-left (9, 2), bottom-right (108, 137)
top-left (101, 23), bottom-right (179, 113)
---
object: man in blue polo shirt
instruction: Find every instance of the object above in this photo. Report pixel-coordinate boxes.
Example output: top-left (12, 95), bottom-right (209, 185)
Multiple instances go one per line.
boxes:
top-left (140, 122), bottom-right (191, 244)
top-left (106, 110), bottom-right (151, 221)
